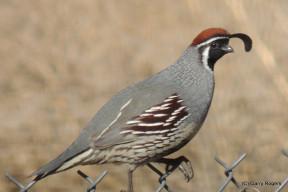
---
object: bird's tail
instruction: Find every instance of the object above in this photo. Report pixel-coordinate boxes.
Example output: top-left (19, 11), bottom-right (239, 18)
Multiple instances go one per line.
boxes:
top-left (31, 147), bottom-right (93, 181)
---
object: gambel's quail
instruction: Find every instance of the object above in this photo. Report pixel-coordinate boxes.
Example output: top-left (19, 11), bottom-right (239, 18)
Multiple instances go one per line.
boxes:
top-left (31, 28), bottom-right (252, 191)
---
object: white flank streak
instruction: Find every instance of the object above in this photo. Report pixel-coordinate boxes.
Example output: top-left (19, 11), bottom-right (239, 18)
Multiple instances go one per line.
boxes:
top-left (99, 159), bottom-right (107, 164)
top-left (171, 111), bottom-right (180, 115)
top-left (57, 149), bottom-right (93, 171)
top-left (132, 131), bottom-right (145, 134)
top-left (145, 109), bottom-right (156, 113)
top-left (170, 127), bottom-right (178, 131)
top-left (135, 148), bottom-right (146, 153)
top-left (145, 107), bottom-right (169, 113)
top-left (164, 98), bottom-right (173, 102)
top-left (145, 131), bottom-right (158, 134)
top-left (181, 115), bottom-right (189, 121)
top-left (153, 114), bottom-right (167, 117)
top-left (161, 137), bottom-right (169, 140)
top-left (196, 36), bottom-right (229, 48)
top-left (138, 122), bottom-right (164, 127)
top-left (120, 130), bottom-right (133, 134)
top-left (161, 103), bottom-right (171, 107)
top-left (174, 120), bottom-right (182, 126)
top-left (163, 122), bottom-right (171, 126)
top-left (150, 106), bottom-right (163, 110)
top-left (177, 106), bottom-right (187, 111)
top-left (145, 105), bottom-right (169, 113)
top-left (140, 113), bottom-right (152, 117)
top-left (126, 120), bottom-right (141, 125)
top-left (167, 132), bottom-right (176, 136)
top-left (202, 46), bottom-right (212, 72)
top-left (95, 99), bottom-right (132, 141)
top-left (172, 106), bottom-right (186, 115)
top-left (174, 115), bottom-right (190, 126)
top-left (145, 130), bottom-right (169, 134)
top-left (159, 129), bottom-right (170, 133)
top-left (174, 121), bottom-right (182, 127)
top-left (132, 145), bottom-right (144, 149)
top-left (166, 116), bottom-right (176, 122)
top-left (177, 99), bottom-right (183, 103)
top-left (168, 95), bottom-right (178, 99)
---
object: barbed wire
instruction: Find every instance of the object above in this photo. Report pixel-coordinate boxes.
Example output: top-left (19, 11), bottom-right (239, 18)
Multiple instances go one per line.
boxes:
top-left (5, 150), bottom-right (288, 192)
top-left (275, 149), bottom-right (288, 192)
top-left (216, 151), bottom-right (288, 192)
top-left (147, 163), bottom-right (172, 192)
top-left (77, 170), bottom-right (108, 192)
top-left (215, 153), bottom-right (247, 192)
top-left (5, 173), bottom-right (37, 192)
top-left (5, 170), bottom-right (108, 192)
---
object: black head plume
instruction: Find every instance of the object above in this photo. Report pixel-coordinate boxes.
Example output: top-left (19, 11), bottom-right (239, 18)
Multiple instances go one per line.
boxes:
top-left (229, 33), bottom-right (252, 52)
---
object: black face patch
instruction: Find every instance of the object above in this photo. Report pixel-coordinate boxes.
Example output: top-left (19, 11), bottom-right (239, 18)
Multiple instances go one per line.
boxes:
top-left (207, 39), bottom-right (230, 70)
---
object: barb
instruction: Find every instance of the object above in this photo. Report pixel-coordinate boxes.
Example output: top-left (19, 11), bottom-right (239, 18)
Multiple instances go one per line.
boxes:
top-left (5, 172), bottom-right (36, 192)
top-left (147, 163), bottom-right (172, 192)
top-left (275, 150), bottom-right (288, 192)
top-left (275, 177), bottom-right (288, 192)
top-left (77, 170), bottom-right (107, 192)
top-left (215, 153), bottom-right (247, 192)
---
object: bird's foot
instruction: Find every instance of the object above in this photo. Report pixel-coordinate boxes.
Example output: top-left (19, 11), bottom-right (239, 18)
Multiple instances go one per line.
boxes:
top-left (176, 158), bottom-right (193, 182)
top-left (161, 156), bottom-right (194, 182)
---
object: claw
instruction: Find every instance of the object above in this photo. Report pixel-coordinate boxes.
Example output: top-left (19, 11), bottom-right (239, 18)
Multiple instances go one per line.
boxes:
top-left (153, 156), bottom-right (194, 183)
top-left (178, 160), bottom-right (193, 182)
top-left (163, 156), bottom-right (193, 182)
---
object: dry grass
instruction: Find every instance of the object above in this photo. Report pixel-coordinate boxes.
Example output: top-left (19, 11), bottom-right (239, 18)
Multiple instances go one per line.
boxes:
top-left (0, 0), bottom-right (288, 191)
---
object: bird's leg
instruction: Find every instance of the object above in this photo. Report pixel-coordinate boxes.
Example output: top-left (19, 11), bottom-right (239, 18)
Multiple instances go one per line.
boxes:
top-left (120, 166), bottom-right (136, 192)
top-left (155, 156), bottom-right (194, 182)
top-left (127, 169), bottom-right (134, 192)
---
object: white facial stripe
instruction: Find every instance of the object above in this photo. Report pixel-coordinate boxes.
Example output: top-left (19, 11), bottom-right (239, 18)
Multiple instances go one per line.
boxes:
top-left (202, 46), bottom-right (212, 72)
top-left (196, 36), bottom-right (229, 48)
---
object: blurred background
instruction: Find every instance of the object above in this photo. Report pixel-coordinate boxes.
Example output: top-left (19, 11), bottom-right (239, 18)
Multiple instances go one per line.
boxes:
top-left (1, 0), bottom-right (288, 191)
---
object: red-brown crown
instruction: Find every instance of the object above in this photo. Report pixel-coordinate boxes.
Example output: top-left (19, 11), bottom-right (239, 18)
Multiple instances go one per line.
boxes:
top-left (191, 28), bottom-right (230, 46)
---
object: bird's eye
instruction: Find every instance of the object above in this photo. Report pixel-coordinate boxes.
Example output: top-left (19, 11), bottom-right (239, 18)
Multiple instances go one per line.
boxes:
top-left (211, 42), bottom-right (217, 48)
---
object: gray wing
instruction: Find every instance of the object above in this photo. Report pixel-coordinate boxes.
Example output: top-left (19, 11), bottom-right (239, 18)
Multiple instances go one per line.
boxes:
top-left (86, 76), bottom-right (180, 148)
top-left (32, 73), bottom-right (179, 180)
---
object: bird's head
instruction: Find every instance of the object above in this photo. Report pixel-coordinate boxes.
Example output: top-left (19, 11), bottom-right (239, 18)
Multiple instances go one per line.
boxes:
top-left (191, 28), bottom-right (252, 71)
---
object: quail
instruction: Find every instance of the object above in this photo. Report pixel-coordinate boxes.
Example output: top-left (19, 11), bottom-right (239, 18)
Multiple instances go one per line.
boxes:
top-left (31, 28), bottom-right (252, 191)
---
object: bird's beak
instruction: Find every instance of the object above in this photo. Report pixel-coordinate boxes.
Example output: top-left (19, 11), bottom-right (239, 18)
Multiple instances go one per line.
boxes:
top-left (221, 45), bottom-right (234, 53)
